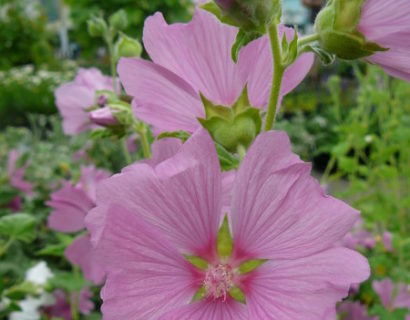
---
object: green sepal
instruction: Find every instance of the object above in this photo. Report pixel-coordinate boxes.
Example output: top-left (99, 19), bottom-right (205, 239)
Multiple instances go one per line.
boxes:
top-left (108, 9), bottom-right (128, 31)
top-left (184, 255), bottom-right (209, 270)
top-left (200, 2), bottom-right (239, 28)
top-left (157, 130), bottom-right (191, 142)
top-left (229, 286), bottom-right (246, 304)
top-left (217, 216), bottom-right (233, 258)
top-left (238, 259), bottom-right (268, 274)
top-left (215, 143), bottom-right (240, 171)
top-left (198, 87), bottom-right (261, 152)
top-left (320, 30), bottom-right (387, 60)
top-left (303, 44), bottom-right (336, 65)
top-left (192, 286), bottom-right (207, 302)
top-left (231, 29), bottom-right (263, 63)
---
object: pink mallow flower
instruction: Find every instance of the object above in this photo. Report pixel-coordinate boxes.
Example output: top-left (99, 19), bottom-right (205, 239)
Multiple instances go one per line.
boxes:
top-left (7, 150), bottom-right (33, 211)
top-left (86, 129), bottom-right (369, 319)
top-left (118, 9), bottom-right (314, 134)
top-left (342, 219), bottom-right (376, 251)
top-left (357, 0), bottom-right (410, 81)
top-left (55, 68), bottom-right (117, 135)
top-left (337, 301), bottom-right (376, 320)
top-left (372, 279), bottom-right (410, 313)
top-left (47, 165), bottom-right (110, 284)
top-left (43, 288), bottom-right (94, 320)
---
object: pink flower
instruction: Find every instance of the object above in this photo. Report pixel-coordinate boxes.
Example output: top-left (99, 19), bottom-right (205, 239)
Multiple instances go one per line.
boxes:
top-left (118, 9), bottom-right (313, 134)
top-left (47, 165), bottom-right (110, 284)
top-left (382, 231), bottom-right (393, 252)
top-left (6, 150), bottom-right (33, 211)
top-left (43, 288), bottom-right (94, 319)
top-left (86, 129), bottom-right (369, 319)
top-left (373, 279), bottom-right (410, 312)
top-left (55, 68), bottom-right (117, 135)
top-left (357, 0), bottom-right (410, 81)
top-left (337, 301), bottom-right (376, 320)
top-left (342, 219), bottom-right (376, 250)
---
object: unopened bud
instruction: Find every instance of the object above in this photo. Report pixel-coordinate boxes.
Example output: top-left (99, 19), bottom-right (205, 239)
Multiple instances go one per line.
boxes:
top-left (87, 17), bottom-right (107, 38)
top-left (109, 9), bottom-right (128, 31)
top-left (205, 0), bottom-right (282, 31)
top-left (114, 34), bottom-right (142, 59)
top-left (89, 107), bottom-right (118, 127)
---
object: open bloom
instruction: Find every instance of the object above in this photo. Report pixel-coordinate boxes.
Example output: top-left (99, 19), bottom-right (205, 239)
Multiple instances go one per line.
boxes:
top-left (86, 129), bottom-right (369, 319)
top-left (357, 0), bottom-right (410, 81)
top-left (118, 9), bottom-right (314, 134)
top-left (7, 149), bottom-right (33, 211)
top-left (47, 166), bottom-right (110, 284)
top-left (372, 279), bottom-right (410, 313)
top-left (55, 68), bottom-right (117, 135)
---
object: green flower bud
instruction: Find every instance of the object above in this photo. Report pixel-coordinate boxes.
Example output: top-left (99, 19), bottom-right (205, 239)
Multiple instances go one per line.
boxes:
top-left (314, 0), bottom-right (386, 60)
top-left (87, 17), bottom-right (107, 38)
top-left (203, 0), bottom-right (282, 31)
top-left (109, 9), bottom-right (128, 31)
top-left (114, 33), bottom-right (142, 59)
top-left (198, 87), bottom-right (261, 152)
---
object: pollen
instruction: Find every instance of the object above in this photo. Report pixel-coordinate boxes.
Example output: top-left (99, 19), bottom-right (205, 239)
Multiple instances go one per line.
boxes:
top-left (204, 263), bottom-right (234, 301)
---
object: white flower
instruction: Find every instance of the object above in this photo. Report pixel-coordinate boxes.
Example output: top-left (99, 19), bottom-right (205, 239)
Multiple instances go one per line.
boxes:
top-left (9, 294), bottom-right (55, 320)
top-left (25, 261), bottom-right (53, 286)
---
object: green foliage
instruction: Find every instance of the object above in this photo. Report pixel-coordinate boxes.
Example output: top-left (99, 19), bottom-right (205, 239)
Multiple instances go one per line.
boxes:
top-left (0, 0), bottom-right (54, 69)
top-left (64, 0), bottom-right (194, 60)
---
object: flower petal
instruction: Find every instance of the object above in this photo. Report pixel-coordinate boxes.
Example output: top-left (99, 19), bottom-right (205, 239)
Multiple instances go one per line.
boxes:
top-left (143, 10), bottom-right (246, 106)
top-left (86, 129), bottom-right (222, 257)
top-left (231, 131), bottom-right (360, 260)
top-left (118, 57), bottom-right (204, 133)
top-left (238, 25), bottom-right (314, 110)
top-left (159, 299), bottom-right (247, 320)
top-left (96, 204), bottom-right (195, 320)
top-left (47, 184), bottom-right (94, 233)
top-left (244, 248), bottom-right (370, 320)
top-left (65, 235), bottom-right (105, 285)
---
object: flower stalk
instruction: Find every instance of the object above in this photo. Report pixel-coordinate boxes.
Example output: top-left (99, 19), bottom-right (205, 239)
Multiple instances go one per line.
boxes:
top-left (264, 23), bottom-right (285, 131)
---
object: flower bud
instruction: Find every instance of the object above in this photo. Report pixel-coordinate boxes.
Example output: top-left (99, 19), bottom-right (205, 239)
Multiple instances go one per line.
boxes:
top-left (89, 107), bottom-right (118, 127)
top-left (87, 17), bottom-right (107, 38)
top-left (206, 0), bottom-right (282, 31)
top-left (314, 0), bottom-right (386, 60)
top-left (109, 9), bottom-right (128, 31)
top-left (114, 34), bottom-right (142, 59)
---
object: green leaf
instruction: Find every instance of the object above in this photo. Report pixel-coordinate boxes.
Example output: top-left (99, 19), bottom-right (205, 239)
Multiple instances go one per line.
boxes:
top-left (37, 243), bottom-right (69, 257)
top-left (4, 282), bottom-right (38, 300)
top-left (49, 271), bottom-right (88, 293)
top-left (229, 286), bottom-right (246, 304)
top-left (231, 29), bottom-right (263, 63)
top-left (184, 255), bottom-right (209, 270)
top-left (0, 213), bottom-right (36, 243)
top-left (157, 130), bottom-right (190, 142)
top-left (238, 259), bottom-right (268, 274)
top-left (192, 286), bottom-right (207, 302)
top-left (217, 216), bottom-right (233, 258)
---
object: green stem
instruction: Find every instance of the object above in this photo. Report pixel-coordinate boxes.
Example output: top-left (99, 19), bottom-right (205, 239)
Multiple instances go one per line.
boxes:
top-left (121, 137), bottom-right (132, 164)
top-left (264, 23), bottom-right (285, 131)
top-left (106, 33), bottom-right (118, 95)
top-left (297, 33), bottom-right (320, 47)
top-left (0, 238), bottom-right (14, 257)
top-left (70, 267), bottom-right (80, 320)
top-left (136, 124), bottom-right (151, 159)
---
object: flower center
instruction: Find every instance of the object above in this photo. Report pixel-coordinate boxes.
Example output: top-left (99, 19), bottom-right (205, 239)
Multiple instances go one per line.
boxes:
top-left (204, 263), bottom-right (234, 300)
